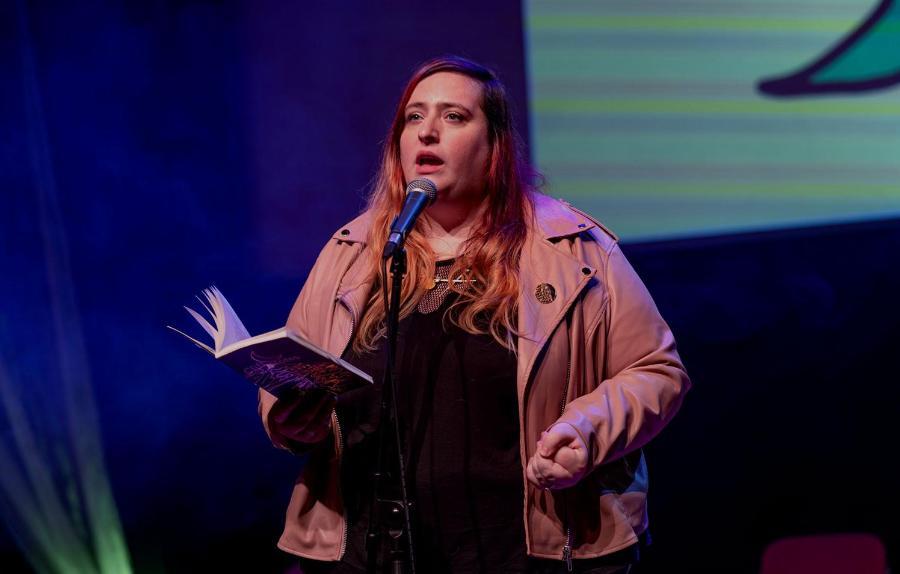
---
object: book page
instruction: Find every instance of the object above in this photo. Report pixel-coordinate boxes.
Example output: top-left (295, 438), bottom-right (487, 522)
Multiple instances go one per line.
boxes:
top-left (205, 287), bottom-right (251, 351)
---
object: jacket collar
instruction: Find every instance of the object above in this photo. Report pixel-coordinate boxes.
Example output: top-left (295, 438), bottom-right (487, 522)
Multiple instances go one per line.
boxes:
top-left (332, 194), bottom-right (602, 393)
top-left (530, 193), bottom-right (596, 240)
top-left (330, 192), bottom-right (607, 244)
top-left (331, 211), bottom-right (371, 244)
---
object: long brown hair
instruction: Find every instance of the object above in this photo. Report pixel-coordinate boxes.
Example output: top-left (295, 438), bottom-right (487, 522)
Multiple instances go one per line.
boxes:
top-left (354, 55), bottom-right (536, 353)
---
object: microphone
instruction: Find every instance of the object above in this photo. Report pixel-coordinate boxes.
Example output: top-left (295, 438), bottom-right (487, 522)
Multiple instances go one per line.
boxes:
top-left (382, 178), bottom-right (438, 260)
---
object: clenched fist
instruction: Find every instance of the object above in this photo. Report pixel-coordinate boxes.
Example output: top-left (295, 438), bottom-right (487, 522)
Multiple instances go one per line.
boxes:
top-left (525, 422), bottom-right (589, 491)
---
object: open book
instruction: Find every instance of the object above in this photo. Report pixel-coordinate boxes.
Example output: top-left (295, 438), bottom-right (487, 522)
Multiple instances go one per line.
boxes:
top-left (170, 287), bottom-right (372, 398)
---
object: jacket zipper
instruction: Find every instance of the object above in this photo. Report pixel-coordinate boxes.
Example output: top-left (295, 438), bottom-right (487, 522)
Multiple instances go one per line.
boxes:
top-left (559, 352), bottom-right (574, 572)
top-left (335, 295), bottom-right (357, 560)
top-left (332, 410), bottom-right (347, 558)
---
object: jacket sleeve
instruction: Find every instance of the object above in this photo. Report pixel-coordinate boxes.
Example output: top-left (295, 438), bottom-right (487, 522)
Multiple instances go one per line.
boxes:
top-left (258, 388), bottom-right (288, 451)
top-left (553, 242), bottom-right (690, 468)
top-left (257, 242), bottom-right (341, 455)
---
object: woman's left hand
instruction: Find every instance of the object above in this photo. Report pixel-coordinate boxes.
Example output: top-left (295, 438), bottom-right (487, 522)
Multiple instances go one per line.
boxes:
top-left (525, 423), bottom-right (589, 491)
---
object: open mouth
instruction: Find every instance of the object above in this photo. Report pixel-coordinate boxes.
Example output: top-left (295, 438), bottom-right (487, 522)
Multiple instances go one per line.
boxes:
top-left (416, 152), bottom-right (444, 166)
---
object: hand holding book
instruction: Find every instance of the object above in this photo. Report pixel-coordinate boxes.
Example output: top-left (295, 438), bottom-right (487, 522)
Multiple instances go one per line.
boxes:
top-left (267, 386), bottom-right (336, 447)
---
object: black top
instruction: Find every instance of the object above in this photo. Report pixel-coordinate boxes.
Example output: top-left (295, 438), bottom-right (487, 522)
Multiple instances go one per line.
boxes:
top-left (331, 261), bottom-right (526, 573)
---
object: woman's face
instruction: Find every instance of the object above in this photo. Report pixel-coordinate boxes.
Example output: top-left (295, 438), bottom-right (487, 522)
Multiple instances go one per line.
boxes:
top-left (399, 72), bottom-right (491, 204)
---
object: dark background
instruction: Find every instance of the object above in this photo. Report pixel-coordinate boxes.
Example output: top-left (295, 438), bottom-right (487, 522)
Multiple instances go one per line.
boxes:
top-left (2, 1), bottom-right (897, 572)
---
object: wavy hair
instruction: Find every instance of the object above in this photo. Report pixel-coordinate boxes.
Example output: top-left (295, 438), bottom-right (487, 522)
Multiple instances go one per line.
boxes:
top-left (353, 55), bottom-right (537, 354)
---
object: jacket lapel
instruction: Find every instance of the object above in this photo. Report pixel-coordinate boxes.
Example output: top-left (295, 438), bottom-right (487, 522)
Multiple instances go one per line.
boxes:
top-left (516, 195), bottom-right (598, 401)
top-left (329, 214), bottom-right (373, 354)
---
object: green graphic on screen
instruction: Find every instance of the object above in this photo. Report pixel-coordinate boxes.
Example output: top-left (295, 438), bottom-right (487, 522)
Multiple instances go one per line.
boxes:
top-left (525, 0), bottom-right (900, 241)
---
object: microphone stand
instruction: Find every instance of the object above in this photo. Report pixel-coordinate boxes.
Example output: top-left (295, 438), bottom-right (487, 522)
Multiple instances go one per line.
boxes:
top-left (366, 247), bottom-right (416, 574)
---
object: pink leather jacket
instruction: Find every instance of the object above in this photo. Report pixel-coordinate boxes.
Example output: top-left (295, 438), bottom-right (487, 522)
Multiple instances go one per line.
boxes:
top-left (259, 192), bottom-right (690, 562)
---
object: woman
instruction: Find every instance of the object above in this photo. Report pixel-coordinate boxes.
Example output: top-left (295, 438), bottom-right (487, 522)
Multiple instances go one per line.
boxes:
top-left (259, 56), bottom-right (690, 573)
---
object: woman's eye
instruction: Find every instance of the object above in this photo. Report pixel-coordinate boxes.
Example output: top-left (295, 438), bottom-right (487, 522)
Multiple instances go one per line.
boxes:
top-left (406, 112), bottom-right (423, 122)
top-left (445, 112), bottom-right (464, 122)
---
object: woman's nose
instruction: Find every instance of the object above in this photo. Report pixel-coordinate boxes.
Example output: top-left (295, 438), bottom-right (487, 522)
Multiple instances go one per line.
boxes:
top-left (418, 117), bottom-right (439, 143)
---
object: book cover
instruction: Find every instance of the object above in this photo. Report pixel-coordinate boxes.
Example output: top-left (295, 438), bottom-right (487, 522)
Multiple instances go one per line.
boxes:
top-left (170, 287), bottom-right (372, 398)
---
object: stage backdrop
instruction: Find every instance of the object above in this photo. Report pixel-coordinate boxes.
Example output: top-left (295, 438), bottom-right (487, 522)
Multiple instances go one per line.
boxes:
top-left (526, 0), bottom-right (900, 240)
